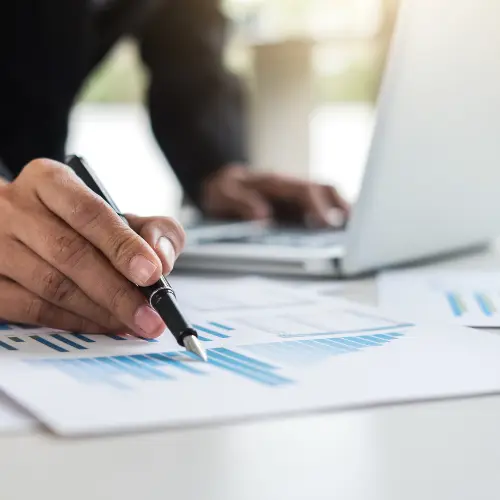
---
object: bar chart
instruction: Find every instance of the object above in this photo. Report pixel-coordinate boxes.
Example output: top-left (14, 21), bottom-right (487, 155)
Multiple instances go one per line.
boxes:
top-left (231, 306), bottom-right (412, 339)
top-left (444, 291), bottom-right (498, 318)
top-left (378, 272), bottom-right (500, 327)
top-left (27, 332), bottom-right (405, 389)
top-left (0, 320), bottom-right (238, 355)
top-left (242, 332), bottom-right (404, 366)
top-left (191, 322), bottom-right (234, 341)
top-left (0, 332), bottom-right (158, 354)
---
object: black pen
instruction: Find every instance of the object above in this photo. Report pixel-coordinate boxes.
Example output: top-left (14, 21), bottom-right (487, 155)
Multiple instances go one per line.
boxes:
top-left (66, 155), bottom-right (207, 362)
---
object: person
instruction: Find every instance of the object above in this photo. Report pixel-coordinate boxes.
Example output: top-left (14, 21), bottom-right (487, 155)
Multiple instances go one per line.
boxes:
top-left (0, 0), bottom-right (349, 336)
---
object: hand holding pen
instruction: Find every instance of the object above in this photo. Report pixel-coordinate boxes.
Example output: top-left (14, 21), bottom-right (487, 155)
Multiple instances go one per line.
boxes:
top-left (0, 158), bottom-right (186, 341)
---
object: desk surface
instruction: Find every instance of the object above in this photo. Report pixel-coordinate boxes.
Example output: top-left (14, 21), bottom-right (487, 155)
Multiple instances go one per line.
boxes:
top-left (2, 247), bottom-right (500, 500)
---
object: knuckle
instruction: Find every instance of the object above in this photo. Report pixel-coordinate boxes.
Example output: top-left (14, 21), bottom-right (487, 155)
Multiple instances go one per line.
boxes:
top-left (100, 311), bottom-right (122, 330)
top-left (108, 231), bottom-right (140, 266)
top-left (71, 196), bottom-right (105, 231)
top-left (77, 319), bottom-right (102, 334)
top-left (25, 297), bottom-right (49, 324)
top-left (51, 233), bottom-right (93, 268)
top-left (328, 185), bottom-right (339, 196)
top-left (306, 184), bottom-right (318, 198)
top-left (107, 285), bottom-right (130, 314)
top-left (23, 158), bottom-right (52, 176)
top-left (25, 158), bottom-right (66, 183)
top-left (39, 268), bottom-right (76, 303)
top-left (165, 218), bottom-right (186, 249)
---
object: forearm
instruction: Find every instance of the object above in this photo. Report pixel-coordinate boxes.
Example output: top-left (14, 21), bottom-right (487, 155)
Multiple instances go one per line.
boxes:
top-left (136, 0), bottom-right (247, 205)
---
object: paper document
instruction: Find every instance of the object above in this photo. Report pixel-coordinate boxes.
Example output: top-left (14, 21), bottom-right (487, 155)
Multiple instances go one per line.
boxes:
top-left (0, 394), bottom-right (36, 433)
top-left (378, 271), bottom-right (500, 327)
top-left (169, 275), bottom-right (318, 312)
top-left (2, 280), bottom-right (500, 436)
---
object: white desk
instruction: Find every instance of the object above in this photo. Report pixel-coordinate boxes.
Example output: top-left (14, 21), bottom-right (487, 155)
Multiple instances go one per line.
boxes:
top-left (2, 247), bottom-right (500, 500)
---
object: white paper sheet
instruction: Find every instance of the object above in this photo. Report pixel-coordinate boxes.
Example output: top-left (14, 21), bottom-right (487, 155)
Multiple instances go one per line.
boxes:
top-left (2, 289), bottom-right (500, 436)
top-left (0, 394), bottom-right (36, 433)
top-left (377, 271), bottom-right (500, 327)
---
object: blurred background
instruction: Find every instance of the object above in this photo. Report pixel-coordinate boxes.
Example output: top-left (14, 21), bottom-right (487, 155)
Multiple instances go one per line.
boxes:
top-left (68, 0), bottom-right (398, 217)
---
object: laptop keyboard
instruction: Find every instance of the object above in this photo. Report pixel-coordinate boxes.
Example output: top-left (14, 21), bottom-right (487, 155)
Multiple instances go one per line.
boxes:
top-left (194, 227), bottom-right (346, 248)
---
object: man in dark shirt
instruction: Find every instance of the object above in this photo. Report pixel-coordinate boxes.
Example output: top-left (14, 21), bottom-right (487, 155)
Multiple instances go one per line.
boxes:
top-left (0, 0), bottom-right (348, 335)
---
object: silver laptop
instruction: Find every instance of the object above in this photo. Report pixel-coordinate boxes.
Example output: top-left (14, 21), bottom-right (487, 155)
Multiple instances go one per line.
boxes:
top-left (177, 0), bottom-right (500, 277)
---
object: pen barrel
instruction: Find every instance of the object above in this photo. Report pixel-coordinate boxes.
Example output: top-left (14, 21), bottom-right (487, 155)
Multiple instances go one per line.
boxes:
top-left (149, 287), bottom-right (197, 346)
top-left (66, 154), bottom-right (198, 348)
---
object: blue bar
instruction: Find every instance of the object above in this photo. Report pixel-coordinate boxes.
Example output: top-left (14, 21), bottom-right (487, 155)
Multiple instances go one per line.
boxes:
top-left (213, 347), bottom-right (277, 371)
top-left (326, 338), bottom-right (361, 351)
top-left (0, 340), bottom-right (17, 351)
top-left (0, 324), bottom-right (11, 331)
top-left (71, 333), bottom-right (95, 343)
top-left (342, 336), bottom-right (383, 347)
top-left (373, 334), bottom-right (397, 341)
top-left (209, 322), bottom-right (235, 331)
top-left (446, 292), bottom-right (464, 317)
top-left (318, 339), bottom-right (356, 352)
top-left (149, 353), bottom-right (205, 375)
top-left (105, 334), bottom-right (126, 341)
top-left (130, 355), bottom-right (179, 378)
top-left (8, 336), bottom-right (24, 343)
top-left (97, 356), bottom-right (140, 376)
top-left (197, 335), bottom-right (211, 342)
top-left (208, 350), bottom-right (287, 383)
top-left (71, 358), bottom-right (112, 380)
top-left (114, 355), bottom-right (172, 380)
top-left (358, 335), bottom-right (386, 345)
top-left (137, 337), bottom-right (158, 343)
top-left (271, 341), bottom-right (321, 363)
top-left (71, 359), bottom-right (129, 389)
top-left (292, 341), bottom-right (332, 362)
top-left (50, 334), bottom-right (87, 350)
top-left (243, 343), bottom-right (309, 365)
top-left (206, 351), bottom-right (293, 386)
top-left (193, 324), bottom-right (230, 339)
top-left (475, 294), bottom-right (493, 316)
top-left (53, 360), bottom-right (96, 383)
top-left (312, 339), bottom-right (349, 354)
top-left (79, 357), bottom-right (116, 375)
top-left (279, 323), bottom-right (415, 338)
top-left (30, 335), bottom-right (68, 353)
top-left (107, 356), bottom-right (152, 380)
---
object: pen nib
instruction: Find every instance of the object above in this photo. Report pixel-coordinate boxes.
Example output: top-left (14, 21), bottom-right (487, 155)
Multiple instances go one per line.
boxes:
top-left (184, 335), bottom-right (208, 362)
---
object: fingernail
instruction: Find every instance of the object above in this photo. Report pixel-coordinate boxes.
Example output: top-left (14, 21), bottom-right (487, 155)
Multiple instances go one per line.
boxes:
top-left (158, 237), bottom-right (176, 274)
top-left (326, 208), bottom-right (345, 228)
top-left (130, 255), bottom-right (157, 285)
top-left (134, 305), bottom-right (166, 338)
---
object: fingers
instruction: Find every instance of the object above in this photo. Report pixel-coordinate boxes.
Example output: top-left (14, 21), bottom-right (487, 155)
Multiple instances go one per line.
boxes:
top-left (125, 215), bottom-right (186, 275)
top-left (14, 210), bottom-right (166, 338)
top-left (222, 188), bottom-right (271, 221)
top-left (22, 159), bottom-right (162, 287)
top-left (247, 175), bottom-right (329, 226)
top-left (0, 238), bottom-right (122, 332)
top-left (322, 185), bottom-right (351, 215)
top-left (247, 174), bottom-right (349, 227)
top-left (205, 185), bottom-right (272, 221)
top-left (302, 186), bottom-right (337, 227)
top-left (0, 277), bottom-right (107, 333)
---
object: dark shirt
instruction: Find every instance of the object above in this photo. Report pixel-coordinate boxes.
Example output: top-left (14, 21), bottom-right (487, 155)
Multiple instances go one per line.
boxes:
top-left (0, 0), bottom-right (247, 204)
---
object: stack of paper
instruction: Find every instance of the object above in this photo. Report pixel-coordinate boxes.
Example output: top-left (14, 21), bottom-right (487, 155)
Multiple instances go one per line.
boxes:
top-left (2, 276), bottom-right (500, 436)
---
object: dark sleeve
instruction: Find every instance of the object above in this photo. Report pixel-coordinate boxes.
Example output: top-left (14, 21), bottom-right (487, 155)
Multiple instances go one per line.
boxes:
top-left (136, 0), bottom-right (247, 205)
